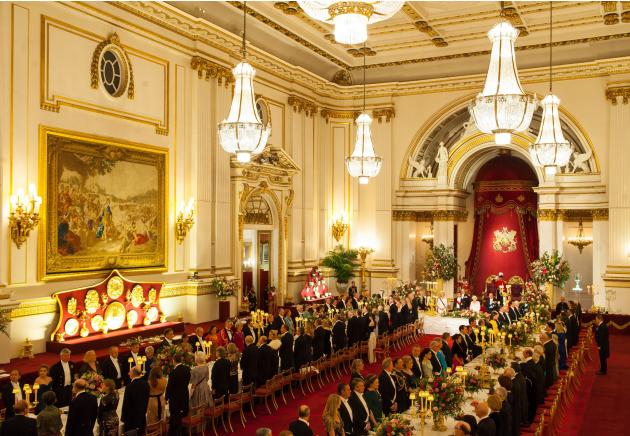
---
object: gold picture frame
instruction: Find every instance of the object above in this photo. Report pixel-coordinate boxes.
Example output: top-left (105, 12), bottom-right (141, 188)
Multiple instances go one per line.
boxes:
top-left (39, 126), bottom-right (168, 280)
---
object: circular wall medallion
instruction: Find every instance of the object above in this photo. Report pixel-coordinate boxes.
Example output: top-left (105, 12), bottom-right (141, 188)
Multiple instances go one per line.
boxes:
top-left (99, 47), bottom-right (128, 97)
top-left (130, 285), bottom-right (145, 308)
top-left (107, 276), bottom-right (124, 300)
top-left (84, 290), bottom-right (100, 314)
top-left (104, 302), bottom-right (126, 330)
top-left (64, 318), bottom-right (79, 336)
top-left (147, 306), bottom-right (159, 322)
top-left (126, 309), bottom-right (138, 327)
top-left (91, 315), bottom-right (104, 332)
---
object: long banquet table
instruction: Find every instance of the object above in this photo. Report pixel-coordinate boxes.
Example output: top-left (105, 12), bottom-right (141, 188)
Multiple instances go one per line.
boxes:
top-left (422, 314), bottom-right (469, 335)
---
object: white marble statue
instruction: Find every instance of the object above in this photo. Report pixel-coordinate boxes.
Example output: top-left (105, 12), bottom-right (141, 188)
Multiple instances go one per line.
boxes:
top-left (408, 155), bottom-right (433, 178)
top-left (570, 147), bottom-right (592, 173)
top-left (435, 141), bottom-right (448, 180)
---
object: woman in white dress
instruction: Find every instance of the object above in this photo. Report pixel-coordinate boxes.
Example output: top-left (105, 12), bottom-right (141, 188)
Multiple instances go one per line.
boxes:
top-left (470, 295), bottom-right (481, 313)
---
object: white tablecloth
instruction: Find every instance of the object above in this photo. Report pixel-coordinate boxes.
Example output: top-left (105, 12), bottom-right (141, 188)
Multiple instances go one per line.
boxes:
top-left (422, 314), bottom-right (469, 335)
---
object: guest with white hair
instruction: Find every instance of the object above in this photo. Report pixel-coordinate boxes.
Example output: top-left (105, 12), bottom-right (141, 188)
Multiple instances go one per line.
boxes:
top-left (190, 351), bottom-right (213, 408)
top-left (49, 348), bottom-right (75, 407)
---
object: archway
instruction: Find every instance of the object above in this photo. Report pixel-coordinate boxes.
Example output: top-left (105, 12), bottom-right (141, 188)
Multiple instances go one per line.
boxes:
top-left (464, 153), bottom-right (539, 296)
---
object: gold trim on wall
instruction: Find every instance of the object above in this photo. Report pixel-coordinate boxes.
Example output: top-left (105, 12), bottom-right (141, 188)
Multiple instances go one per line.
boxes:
top-left (372, 107), bottom-right (395, 123)
top-left (190, 56), bottom-right (234, 85)
top-left (538, 208), bottom-right (609, 221)
top-left (90, 32), bottom-right (135, 99)
top-left (288, 95), bottom-right (318, 117)
top-left (392, 210), bottom-right (468, 222)
top-left (606, 85), bottom-right (630, 104)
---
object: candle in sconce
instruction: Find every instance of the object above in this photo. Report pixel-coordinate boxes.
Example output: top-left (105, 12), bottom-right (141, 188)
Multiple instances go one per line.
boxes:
top-left (128, 357), bottom-right (134, 371)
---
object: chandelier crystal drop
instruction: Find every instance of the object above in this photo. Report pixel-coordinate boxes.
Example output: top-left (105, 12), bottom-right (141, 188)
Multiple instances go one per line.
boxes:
top-left (218, 1), bottom-right (270, 163)
top-left (469, 21), bottom-right (537, 145)
top-left (346, 113), bottom-right (382, 184)
top-left (297, 1), bottom-right (404, 44)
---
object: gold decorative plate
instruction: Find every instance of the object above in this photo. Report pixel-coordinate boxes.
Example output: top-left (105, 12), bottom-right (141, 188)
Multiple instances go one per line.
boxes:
top-left (127, 309), bottom-right (138, 327)
top-left (104, 301), bottom-right (126, 330)
top-left (85, 290), bottom-right (100, 314)
top-left (147, 306), bottom-right (159, 322)
top-left (64, 318), bottom-right (79, 336)
top-left (91, 314), bottom-right (104, 331)
top-left (148, 288), bottom-right (157, 304)
top-left (67, 297), bottom-right (77, 315)
top-left (107, 276), bottom-right (124, 300)
top-left (130, 285), bottom-right (145, 308)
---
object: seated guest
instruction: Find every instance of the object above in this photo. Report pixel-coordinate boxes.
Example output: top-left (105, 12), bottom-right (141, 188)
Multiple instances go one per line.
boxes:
top-left (160, 328), bottom-right (176, 349)
top-left (378, 358), bottom-right (398, 415)
top-left (349, 378), bottom-right (371, 435)
top-left (79, 349), bottom-right (101, 376)
top-left (294, 327), bottom-right (313, 370)
top-left (364, 374), bottom-right (383, 425)
top-left (337, 383), bottom-right (355, 435)
top-left (475, 401), bottom-right (496, 436)
top-left (66, 379), bottom-right (98, 436)
top-left (1, 369), bottom-right (24, 419)
top-left (121, 366), bottom-right (150, 435)
top-left (350, 358), bottom-right (365, 381)
top-left (97, 378), bottom-right (119, 436)
top-left (211, 347), bottom-right (231, 400)
top-left (49, 348), bottom-right (75, 407)
top-left (101, 345), bottom-right (125, 388)
top-left (470, 295), bottom-right (481, 313)
top-left (410, 346), bottom-right (423, 379)
top-left (288, 405), bottom-right (315, 436)
top-left (37, 391), bottom-right (62, 436)
top-left (495, 387), bottom-right (513, 436)
top-left (322, 394), bottom-right (344, 436)
top-left (1, 400), bottom-right (36, 436)
top-left (451, 334), bottom-right (467, 368)
top-left (241, 335), bottom-right (259, 386)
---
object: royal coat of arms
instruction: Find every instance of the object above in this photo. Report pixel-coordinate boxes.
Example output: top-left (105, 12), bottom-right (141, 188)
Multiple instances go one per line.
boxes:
top-left (493, 227), bottom-right (517, 253)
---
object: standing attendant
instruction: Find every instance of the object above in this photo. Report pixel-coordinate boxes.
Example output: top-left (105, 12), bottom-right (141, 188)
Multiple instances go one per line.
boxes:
top-left (595, 314), bottom-right (610, 375)
top-left (49, 348), bottom-right (75, 407)
top-left (121, 366), bottom-right (150, 435)
top-left (65, 379), bottom-right (98, 436)
top-left (166, 354), bottom-right (192, 436)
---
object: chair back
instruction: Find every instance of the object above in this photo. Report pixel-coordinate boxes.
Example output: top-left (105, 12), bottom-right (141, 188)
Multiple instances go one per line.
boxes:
top-left (241, 383), bottom-right (254, 395)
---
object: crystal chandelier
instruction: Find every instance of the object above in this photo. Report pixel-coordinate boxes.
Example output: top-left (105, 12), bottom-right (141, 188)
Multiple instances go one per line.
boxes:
top-left (218, 1), bottom-right (270, 163)
top-left (469, 11), bottom-right (537, 145)
top-left (297, 1), bottom-right (403, 45)
top-left (567, 220), bottom-right (592, 254)
top-left (346, 47), bottom-right (382, 184)
top-left (529, 2), bottom-right (571, 176)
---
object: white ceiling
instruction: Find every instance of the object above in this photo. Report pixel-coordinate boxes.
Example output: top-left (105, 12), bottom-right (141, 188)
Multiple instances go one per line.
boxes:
top-left (168, 1), bottom-right (630, 84)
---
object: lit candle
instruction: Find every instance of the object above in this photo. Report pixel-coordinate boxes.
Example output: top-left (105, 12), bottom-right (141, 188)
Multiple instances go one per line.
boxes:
top-left (128, 357), bottom-right (134, 371)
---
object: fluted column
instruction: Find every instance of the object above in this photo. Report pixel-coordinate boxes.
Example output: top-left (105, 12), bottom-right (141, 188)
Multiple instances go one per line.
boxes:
top-left (604, 84), bottom-right (630, 312)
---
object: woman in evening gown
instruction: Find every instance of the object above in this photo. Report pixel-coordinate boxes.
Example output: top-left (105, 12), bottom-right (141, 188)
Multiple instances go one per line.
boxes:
top-left (146, 366), bottom-right (167, 426)
top-left (97, 379), bottom-right (119, 436)
top-left (189, 351), bottom-right (213, 409)
top-left (34, 364), bottom-right (53, 414)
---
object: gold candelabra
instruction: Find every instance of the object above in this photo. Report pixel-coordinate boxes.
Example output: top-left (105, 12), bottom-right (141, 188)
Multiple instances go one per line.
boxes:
top-left (250, 309), bottom-right (268, 337)
top-left (175, 198), bottom-right (196, 244)
top-left (331, 213), bottom-right (349, 242)
top-left (14, 383), bottom-right (40, 410)
top-left (474, 328), bottom-right (492, 388)
top-left (357, 246), bottom-right (374, 292)
top-left (9, 185), bottom-right (42, 249)
top-left (410, 390), bottom-right (434, 436)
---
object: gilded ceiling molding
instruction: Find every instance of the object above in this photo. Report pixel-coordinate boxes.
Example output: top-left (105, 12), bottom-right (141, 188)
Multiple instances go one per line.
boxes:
top-left (602, 1), bottom-right (620, 25)
top-left (274, 1), bottom-right (301, 15)
top-left (347, 47), bottom-right (377, 57)
top-left (501, 2), bottom-right (529, 36)
top-left (372, 107), bottom-right (395, 123)
top-left (402, 3), bottom-right (449, 47)
top-left (190, 56), bottom-right (233, 86)
top-left (623, 2), bottom-right (630, 22)
top-left (606, 85), bottom-right (630, 104)
top-left (537, 209), bottom-right (560, 221)
top-left (392, 210), bottom-right (468, 222)
top-left (537, 209), bottom-right (609, 221)
top-left (320, 108), bottom-right (360, 123)
top-left (288, 95), bottom-right (318, 117)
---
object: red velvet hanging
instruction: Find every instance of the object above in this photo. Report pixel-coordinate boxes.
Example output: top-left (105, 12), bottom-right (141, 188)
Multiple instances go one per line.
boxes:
top-left (464, 155), bottom-right (539, 295)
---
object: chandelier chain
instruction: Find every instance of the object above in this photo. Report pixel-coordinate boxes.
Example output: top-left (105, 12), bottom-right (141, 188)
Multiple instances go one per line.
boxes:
top-left (363, 42), bottom-right (366, 111)
top-left (242, 1), bottom-right (247, 59)
top-left (549, 1), bottom-right (553, 93)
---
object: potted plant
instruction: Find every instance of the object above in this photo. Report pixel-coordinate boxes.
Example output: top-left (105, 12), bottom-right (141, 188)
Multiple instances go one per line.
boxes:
top-left (211, 278), bottom-right (236, 321)
top-left (320, 245), bottom-right (359, 293)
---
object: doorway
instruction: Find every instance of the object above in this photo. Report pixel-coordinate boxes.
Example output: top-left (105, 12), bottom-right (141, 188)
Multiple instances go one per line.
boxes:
top-left (242, 228), bottom-right (275, 311)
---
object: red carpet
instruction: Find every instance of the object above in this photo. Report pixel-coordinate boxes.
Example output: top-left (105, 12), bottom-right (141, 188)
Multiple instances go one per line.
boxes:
top-left (221, 335), bottom-right (438, 436)
top-left (558, 334), bottom-right (630, 435)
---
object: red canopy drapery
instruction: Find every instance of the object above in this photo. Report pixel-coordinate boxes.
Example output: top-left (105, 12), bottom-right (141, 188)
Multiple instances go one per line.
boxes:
top-left (464, 155), bottom-right (539, 295)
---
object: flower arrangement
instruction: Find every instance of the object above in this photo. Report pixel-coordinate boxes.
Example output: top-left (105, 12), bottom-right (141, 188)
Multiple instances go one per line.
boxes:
top-left (464, 374), bottom-right (482, 394)
top-left (424, 244), bottom-right (457, 281)
top-left (521, 282), bottom-right (551, 323)
top-left (530, 250), bottom-right (571, 287)
top-left (417, 375), bottom-right (466, 418)
top-left (156, 344), bottom-right (194, 375)
top-left (211, 277), bottom-right (236, 301)
top-left (374, 413), bottom-right (413, 436)
top-left (486, 352), bottom-right (507, 370)
top-left (80, 371), bottom-right (104, 397)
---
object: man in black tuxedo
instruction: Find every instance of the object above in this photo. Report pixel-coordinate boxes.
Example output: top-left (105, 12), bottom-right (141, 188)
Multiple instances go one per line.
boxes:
top-left (347, 311), bottom-right (362, 347)
top-left (410, 346), bottom-right (423, 379)
top-left (293, 328), bottom-right (312, 371)
top-left (312, 321), bottom-right (326, 360)
top-left (458, 325), bottom-right (470, 361)
top-left (337, 383), bottom-right (355, 435)
top-left (429, 340), bottom-right (444, 374)
top-left (555, 296), bottom-right (569, 315)
top-left (160, 327), bottom-right (176, 349)
top-left (378, 358), bottom-right (398, 415)
top-left (211, 347), bottom-right (231, 400)
top-left (65, 379), bottom-right (98, 436)
top-left (101, 345), bottom-right (125, 389)
top-left (166, 354), bottom-right (192, 436)
top-left (349, 378), bottom-right (371, 435)
top-left (49, 348), bottom-right (75, 407)
top-left (485, 293), bottom-right (499, 313)
top-left (348, 281), bottom-right (358, 298)
top-left (441, 332), bottom-right (453, 368)
top-left (241, 335), bottom-right (259, 386)
top-left (541, 333), bottom-right (557, 387)
top-left (509, 301), bottom-right (521, 321)
top-left (279, 324), bottom-right (295, 371)
top-left (505, 365), bottom-right (528, 426)
top-left (121, 366), bottom-right (150, 434)
top-left (332, 315), bottom-right (347, 351)
top-left (377, 308), bottom-right (389, 337)
top-left (388, 299), bottom-right (398, 332)
top-left (474, 402), bottom-right (497, 436)
top-left (288, 405), bottom-right (315, 436)
top-left (258, 336), bottom-right (279, 384)
top-left (1, 369), bottom-right (24, 418)
top-left (191, 326), bottom-right (207, 354)
top-left (521, 348), bottom-right (545, 405)
top-left (271, 309), bottom-right (284, 331)
top-left (595, 314), bottom-right (610, 375)
top-left (1, 400), bottom-right (36, 436)
top-left (461, 291), bottom-right (472, 310)
top-left (453, 291), bottom-right (465, 310)
top-left (498, 307), bottom-right (512, 328)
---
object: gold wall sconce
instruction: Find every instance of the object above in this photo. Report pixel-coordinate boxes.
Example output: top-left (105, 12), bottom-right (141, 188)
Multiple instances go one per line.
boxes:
top-left (331, 212), bottom-right (349, 242)
top-left (357, 246), bottom-right (375, 292)
top-left (9, 185), bottom-right (42, 249)
top-left (176, 198), bottom-right (195, 244)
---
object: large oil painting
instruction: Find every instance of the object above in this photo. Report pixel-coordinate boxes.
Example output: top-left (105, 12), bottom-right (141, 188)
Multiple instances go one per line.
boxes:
top-left (41, 127), bottom-right (167, 279)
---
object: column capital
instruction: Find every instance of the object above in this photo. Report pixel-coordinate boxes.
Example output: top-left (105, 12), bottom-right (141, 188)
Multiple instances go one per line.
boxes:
top-left (190, 56), bottom-right (233, 86)
top-left (605, 84), bottom-right (630, 105)
top-left (288, 95), bottom-right (318, 117)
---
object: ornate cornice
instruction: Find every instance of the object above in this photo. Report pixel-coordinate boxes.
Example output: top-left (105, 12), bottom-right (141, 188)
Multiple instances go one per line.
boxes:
top-left (190, 56), bottom-right (233, 85)
top-left (606, 85), bottom-right (630, 104)
top-left (372, 107), bottom-right (395, 123)
top-left (392, 210), bottom-right (468, 222)
top-left (288, 95), bottom-right (318, 117)
top-left (320, 108), bottom-right (360, 122)
top-left (538, 208), bottom-right (609, 221)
